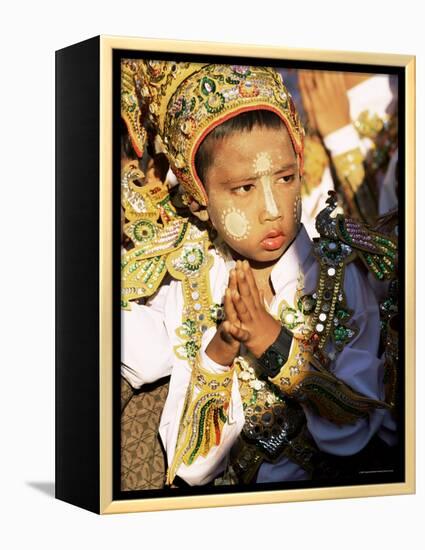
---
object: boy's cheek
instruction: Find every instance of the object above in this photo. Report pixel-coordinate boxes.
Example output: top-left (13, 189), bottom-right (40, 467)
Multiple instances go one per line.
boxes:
top-left (210, 204), bottom-right (253, 243)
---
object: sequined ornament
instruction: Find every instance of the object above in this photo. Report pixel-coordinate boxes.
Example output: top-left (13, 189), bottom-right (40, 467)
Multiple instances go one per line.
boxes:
top-left (333, 147), bottom-right (365, 195)
top-left (166, 224), bottom-right (236, 484)
top-left (354, 110), bottom-right (387, 141)
top-left (121, 161), bottom-right (149, 222)
top-left (234, 356), bottom-right (305, 463)
top-left (121, 219), bottom-right (189, 308)
top-left (315, 191), bottom-right (397, 281)
top-left (121, 61), bottom-right (148, 157)
top-left (209, 303), bottom-right (225, 323)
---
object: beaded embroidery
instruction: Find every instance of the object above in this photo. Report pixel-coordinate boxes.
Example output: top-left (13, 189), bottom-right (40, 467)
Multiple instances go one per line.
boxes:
top-left (166, 366), bottom-right (233, 484)
top-left (235, 356), bottom-right (305, 461)
top-left (121, 62), bottom-right (147, 158)
top-left (315, 192), bottom-right (397, 281)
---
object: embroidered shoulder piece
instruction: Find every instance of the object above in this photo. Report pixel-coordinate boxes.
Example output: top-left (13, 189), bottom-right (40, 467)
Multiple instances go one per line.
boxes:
top-left (121, 219), bottom-right (189, 307)
top-left (315, 191), bottom-right (397, 281)
top-left (121, 171), bottom-right (194, 309)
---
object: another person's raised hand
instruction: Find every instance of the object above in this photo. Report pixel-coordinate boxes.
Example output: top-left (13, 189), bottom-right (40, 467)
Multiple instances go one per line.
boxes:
top-left (299, 70), bottom-right (351, 138)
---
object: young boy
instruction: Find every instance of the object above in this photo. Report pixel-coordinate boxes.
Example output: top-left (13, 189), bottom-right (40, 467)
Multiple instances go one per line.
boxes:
top-left (121, 61), bottom-right (397, 486)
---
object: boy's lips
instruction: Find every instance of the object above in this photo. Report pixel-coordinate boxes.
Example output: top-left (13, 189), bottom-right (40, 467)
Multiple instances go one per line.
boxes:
top-left (260, 229), bottom-right (285, 251)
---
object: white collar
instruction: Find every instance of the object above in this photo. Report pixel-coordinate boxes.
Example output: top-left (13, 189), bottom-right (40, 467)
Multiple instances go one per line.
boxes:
top-left (270, 224), bottom-right (313, 295)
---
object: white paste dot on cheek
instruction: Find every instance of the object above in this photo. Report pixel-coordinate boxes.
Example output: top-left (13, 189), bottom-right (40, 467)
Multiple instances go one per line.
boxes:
top-left (221, 208), bottom-right (251, 240)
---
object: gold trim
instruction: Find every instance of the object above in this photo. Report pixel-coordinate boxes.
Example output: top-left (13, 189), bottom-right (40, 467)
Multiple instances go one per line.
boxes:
top-left (98, 35), bottom-right (415, 514)
top-left (404, 55), bottom-right (416, 496)
top-left (100, 34), bottom-right (412, 66)
top-left (101, 482), bottom-right (411, 515)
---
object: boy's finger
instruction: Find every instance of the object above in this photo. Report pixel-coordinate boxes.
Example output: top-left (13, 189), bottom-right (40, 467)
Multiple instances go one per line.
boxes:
top-left (242, 260), bottom-right (261, 308)
top-left (236, 267), bottom-right (255, 304)
top-left (232, 289), bottom-right (252, 323)
top-left (221, 321), bottom-right (237, 344)
top-left (227, 323), bottom-right (250, 343)
top-left (229, 268), bottom-right (237, 292)
top-left (224, 288), bottom-right (239, 325)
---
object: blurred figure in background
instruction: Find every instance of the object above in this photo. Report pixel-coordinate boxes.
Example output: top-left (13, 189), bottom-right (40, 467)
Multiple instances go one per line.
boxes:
top-left (293, 70), bottom-right (398, 237)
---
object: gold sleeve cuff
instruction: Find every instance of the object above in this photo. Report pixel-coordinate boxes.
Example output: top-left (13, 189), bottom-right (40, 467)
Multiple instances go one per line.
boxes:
top-left (333, 147), bottom-right (365, 194)
top-left (268, 337), bottom-right (388, 426)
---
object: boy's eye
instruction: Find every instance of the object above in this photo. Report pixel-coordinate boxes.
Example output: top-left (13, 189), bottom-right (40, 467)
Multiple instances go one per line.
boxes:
top-left (276, 174), bottom-right (295, 184)
top-left (232, 184), bottom-right (255, 195)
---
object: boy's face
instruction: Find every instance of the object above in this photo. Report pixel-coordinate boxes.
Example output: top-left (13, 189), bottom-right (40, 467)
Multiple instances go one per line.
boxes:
top-left (203, 125), bottom-right (302, 264)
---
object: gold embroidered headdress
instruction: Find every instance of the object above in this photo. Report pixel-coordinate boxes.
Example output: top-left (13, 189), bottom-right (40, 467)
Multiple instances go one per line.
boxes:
top-left (122, 60), bottom-right (305, 206)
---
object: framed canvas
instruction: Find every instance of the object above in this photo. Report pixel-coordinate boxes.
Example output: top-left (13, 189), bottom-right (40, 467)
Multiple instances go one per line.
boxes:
top-left (55, 35), bottom-right (415, 514)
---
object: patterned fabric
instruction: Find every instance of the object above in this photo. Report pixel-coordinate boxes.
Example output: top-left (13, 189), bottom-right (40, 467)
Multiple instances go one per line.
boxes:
top-left (121, 375), bottom-right (170, 491)
top-left (121, 376), bottom-right (134, 412)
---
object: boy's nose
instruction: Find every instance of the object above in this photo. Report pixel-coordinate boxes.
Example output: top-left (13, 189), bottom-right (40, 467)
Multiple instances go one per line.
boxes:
top-left (258, 175), bottom-right (281, 223)
top-left (259, 206), bottom-right (282, 224)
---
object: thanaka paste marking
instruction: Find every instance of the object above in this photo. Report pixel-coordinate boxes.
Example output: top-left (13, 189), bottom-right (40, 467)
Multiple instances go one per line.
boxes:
top-left (221, 207), bottom-right (251, 240)
top-left (294, 194), bottom-right (302, 226)
top-left (253, 152), bottom-right (279, 218)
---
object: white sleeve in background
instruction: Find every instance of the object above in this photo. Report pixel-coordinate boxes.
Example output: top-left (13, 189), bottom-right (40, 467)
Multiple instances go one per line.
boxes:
top-left (303, 263), bottom-right (395, 456)
top-left (121, 282), bottom-right (174, 389)
top-left (323, 124), bottom-right (366, 157)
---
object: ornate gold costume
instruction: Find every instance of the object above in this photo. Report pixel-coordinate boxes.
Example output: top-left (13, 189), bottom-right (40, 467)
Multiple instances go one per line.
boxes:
top-left (120, 61), bottom-right (398, 485)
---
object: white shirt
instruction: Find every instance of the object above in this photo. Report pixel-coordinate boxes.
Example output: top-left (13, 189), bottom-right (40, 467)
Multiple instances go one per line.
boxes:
top-left (121, 225), bottom-right (396, 485)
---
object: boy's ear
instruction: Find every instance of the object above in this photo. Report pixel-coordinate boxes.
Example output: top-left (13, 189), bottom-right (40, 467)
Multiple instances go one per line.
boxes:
top-left (188, 200), bottom-right (210, 222)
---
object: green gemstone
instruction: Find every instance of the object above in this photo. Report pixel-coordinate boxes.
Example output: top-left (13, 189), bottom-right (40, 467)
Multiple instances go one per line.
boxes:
top-left (200, 76), bottom-right (216, 95)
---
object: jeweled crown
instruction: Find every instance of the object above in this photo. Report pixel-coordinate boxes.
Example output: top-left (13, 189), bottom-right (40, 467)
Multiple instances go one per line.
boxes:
top-left (122, 60), bottom-right (305, 206)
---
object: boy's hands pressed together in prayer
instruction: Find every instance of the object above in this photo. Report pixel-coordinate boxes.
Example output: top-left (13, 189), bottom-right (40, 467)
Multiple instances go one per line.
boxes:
top-left (205, 267), bottom-right (250, 367)
top-left (205, 260), bottom-right (282, 367)
top-left (230, 260), bottom-right (281, 358)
